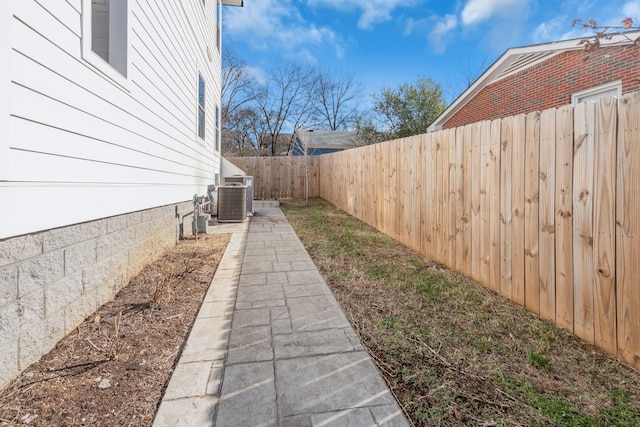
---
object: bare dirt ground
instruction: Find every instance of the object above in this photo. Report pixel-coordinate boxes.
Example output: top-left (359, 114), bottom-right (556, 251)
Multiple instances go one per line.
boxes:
top-left (0, 233), bottom-right (229, 427)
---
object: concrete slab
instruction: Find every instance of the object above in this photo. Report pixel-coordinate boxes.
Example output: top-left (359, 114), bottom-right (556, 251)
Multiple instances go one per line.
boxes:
top-left (162, 361), bottom-right (221, 400)
top-left (231, 307), bottom-right (271, 329)
top-left (273, 328), bottom-right (356, 359)
top-left (227, 325), bottom-right (273, 365)
top-left (153, 396), bottom-right (217, 427)
top-left (286, 270), bottom-right (326, 286)
top-left (287, 295), bottom-right (351, 331)
top-left (283, 283), bottom-right (330, 299)
top-left (179, 317), bottom-right (231, 363)
top-left (276, 352), bottom-right (397, 418)
top-left (215, 361), bottom-right (277, 427)
top-left (236, 284), bottom-right (285, 303)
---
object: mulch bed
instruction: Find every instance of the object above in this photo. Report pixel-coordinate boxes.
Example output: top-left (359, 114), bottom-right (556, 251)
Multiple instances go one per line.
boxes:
top-left (0, 233), bottom-right (229, 427)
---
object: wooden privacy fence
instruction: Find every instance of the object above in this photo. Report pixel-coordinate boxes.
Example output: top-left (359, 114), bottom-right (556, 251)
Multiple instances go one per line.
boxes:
top-left (226, 156), bottom-right (319, 199)
top-left (226, 92), bottom-right (640, 370)
top-left (318, 93), bottom-right (640, 370)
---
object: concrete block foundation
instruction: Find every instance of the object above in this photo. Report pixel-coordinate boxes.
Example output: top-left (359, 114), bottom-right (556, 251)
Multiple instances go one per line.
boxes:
top-left (0, 201), bottom-right (194, 390)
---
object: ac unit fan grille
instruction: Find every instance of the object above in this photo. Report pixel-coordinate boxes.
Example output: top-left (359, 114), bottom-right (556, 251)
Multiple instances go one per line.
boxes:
top-left (217, 185), bottom-right (247, 222)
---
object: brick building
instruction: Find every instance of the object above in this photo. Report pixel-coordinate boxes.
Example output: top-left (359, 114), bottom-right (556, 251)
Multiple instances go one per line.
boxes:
top-left (428, 31), bottom-right (640, 131)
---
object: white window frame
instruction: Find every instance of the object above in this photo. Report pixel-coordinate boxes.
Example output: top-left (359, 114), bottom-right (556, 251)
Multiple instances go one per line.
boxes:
top-left (198, 73), bottom-right (206, 141)
top-left (572, 81), bottom-right (621, 105)
top-left (215, 104), bottom-right (220, 152)
top-left (216, 1), bottom-right (221, 51)
top-left (81, 0), bottom-right (130, 88)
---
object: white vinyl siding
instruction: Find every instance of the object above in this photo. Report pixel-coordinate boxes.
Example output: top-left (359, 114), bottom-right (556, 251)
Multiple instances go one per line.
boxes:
top-left (2, 0), bottom-right (221, 239)
top-left (0, 1), bottom-right (11, 178)
top-left (198, 73), bottom-right (206, 140)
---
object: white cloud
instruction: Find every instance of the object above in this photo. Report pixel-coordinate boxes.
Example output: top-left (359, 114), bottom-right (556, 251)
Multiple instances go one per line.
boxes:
top-left (428, 15), bottom-right (458, 53)
top-left (532, 18), bottom-right (569, 43)
top-left (224, 0), bottom-right (338, 61)
top-left (623, 0), bottom-right (640, 20)
top-left (461, 0), bottom-right (529, 26)
top-left (243, 66), bottom-right (268, 85)
top-left (307, 0), bottom-right (416, 30)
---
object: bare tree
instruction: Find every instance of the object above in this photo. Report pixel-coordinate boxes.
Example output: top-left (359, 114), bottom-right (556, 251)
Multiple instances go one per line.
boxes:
top-left (221, 47), bottom-right (260, 154)
top-left (221, 47), bottom-right (255, 120)
top-left (313, 69), bottom-right (363, 130)
top-left (251, 61), bottom-right (317, 156)
top-left (573, 17), bottom-right (640, 51)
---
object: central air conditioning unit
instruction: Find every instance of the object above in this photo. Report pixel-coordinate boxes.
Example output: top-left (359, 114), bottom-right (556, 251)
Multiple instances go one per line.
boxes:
top-left (223, 175), bottom-right (254, 215)
top-left (217, 183), bottom-right (247, 222)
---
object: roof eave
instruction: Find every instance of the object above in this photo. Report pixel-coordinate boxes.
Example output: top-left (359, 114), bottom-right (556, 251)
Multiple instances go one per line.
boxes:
top-left (221, 0), bottom-right (243, 6)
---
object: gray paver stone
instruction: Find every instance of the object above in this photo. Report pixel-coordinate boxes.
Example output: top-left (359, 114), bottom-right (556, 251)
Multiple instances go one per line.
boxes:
top-left (276, 352), bottom-right (397, 418)
top-left (153, 396), bottom-right (217, 427)
top-left (274, 328), bottom-right (356, 359)
top-left (227, 325), bottom-right (273, 365)
top-left (216, 361), bottom-right (277, 427)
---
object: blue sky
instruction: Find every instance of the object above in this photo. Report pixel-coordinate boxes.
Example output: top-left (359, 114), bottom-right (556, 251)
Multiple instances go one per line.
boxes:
top-left (222, 0), bottom-right (640, 105)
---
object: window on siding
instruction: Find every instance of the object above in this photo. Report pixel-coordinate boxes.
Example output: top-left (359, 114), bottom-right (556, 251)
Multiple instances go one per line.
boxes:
top-left (198, 74), bottom-right (206, 140)
top-left (216, 1), bottom-right (221, 51)
top-left (85, 0), bottom-right (128, 77)
top-left (572, 81), bottom-right (621, 105)
top-left (215, 105), bottom-right (220, 151)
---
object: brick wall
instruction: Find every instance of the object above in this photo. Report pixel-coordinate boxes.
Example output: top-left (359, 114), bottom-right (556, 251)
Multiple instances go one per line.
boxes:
top-left (0, 201), bottom-right (194, 389)
top-left (444, 45), bottom-right (640, 129)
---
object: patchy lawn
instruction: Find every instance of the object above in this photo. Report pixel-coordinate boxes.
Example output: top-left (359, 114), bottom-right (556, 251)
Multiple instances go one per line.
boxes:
top-left (281, 198), bottom-right (640, 427)
top-left (0, 234), bottom-right (229, 427)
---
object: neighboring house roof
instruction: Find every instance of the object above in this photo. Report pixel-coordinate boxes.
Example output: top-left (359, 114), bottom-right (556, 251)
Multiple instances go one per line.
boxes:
top-left (295, 129), bottom-right (361, 152)
top-left (428, 31), bottom-right (640, 132)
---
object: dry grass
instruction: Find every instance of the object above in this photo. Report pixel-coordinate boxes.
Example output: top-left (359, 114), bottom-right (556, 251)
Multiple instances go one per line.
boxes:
top-left (281, 198), bottom-right (640, 427)
top-left (0, 234), bottom-right (229, 427)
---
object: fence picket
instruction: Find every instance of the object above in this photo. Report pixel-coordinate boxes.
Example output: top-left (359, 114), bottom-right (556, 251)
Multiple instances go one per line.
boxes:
top-left (617, 92), bottom-right (640, 367)
top-left (489, 120), bottom-right (502, 292)
top-left (594, 96), bottom-right (617, 356)
top-left (539, 109), bottom-right (557, 321)
top-left (574, 101), bottom-right (596, 344)
top-left (447, 129), bottom-right (458, 268)
top-left (525, 111), bottom-right (541, 314)
top-left (555, 105), bottom-right (575, 331)
top-left (500, 117), bottom-right (514, 299)
top-left (471, 122), bottom-right (482, 281)
top-left (512, 115), bottom-right (527, 306)
top-left (479, 122), bottom-right (491, 286)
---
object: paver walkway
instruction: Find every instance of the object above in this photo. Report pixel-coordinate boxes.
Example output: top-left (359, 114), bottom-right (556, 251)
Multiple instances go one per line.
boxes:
top-left (153, 202), bottom-right (409, 427)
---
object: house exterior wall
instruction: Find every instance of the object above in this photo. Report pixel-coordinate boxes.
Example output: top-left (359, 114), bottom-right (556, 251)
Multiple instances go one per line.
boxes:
top-left (2, 0), bottom-right (222, 239)
top-left (443, 45), bottom-right (640, 129)
top-left (0, 0), bottom-right (224, 389)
